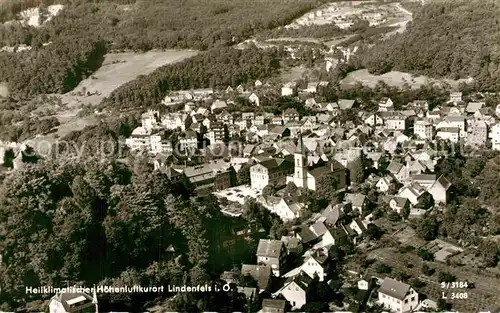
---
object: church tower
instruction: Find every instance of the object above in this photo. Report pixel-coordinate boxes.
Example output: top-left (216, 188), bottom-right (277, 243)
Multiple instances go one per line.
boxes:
top-left (294, 135), bottom-right (308, 188)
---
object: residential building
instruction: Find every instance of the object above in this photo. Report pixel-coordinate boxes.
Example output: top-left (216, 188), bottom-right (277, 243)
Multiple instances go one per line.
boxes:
top-left (338, 99), bottom-right (356, 110)
top-left (378, 97), bottom-right (394, 112)
top-left (250, 158), bottom-right (293, 191)
top-left (491, 123), bottom-right (500, 150)
top-left (261, 299), bottom-right (286, 313)
top-left (378, 277), bottom-right (418, 313)
top-left (179, 130), bottom-right (198, 151)
top-left (249, 93), bottom-right (260, 106)
top-left (436, 127), bottom-right (460, 143)
top-left (387, 161), bottom-right (410, 184)
top-left (125, 127), bottom-right (150, 151)
top-left (449, 92), bottom-right (462, 104)
top-left (149, 133), bottom-right (173, 154)
top-left (282, 108), bottom-right (300, 123)
top-left (256, 239), bottom-right (286, 276)
top-left (414, 120), bottom-right (433, 140)
top-left (364, 113), bottom-right (384, 126)
top-left (437, 116), bottom-right (466, 137)
top-left (272, 273), bottom-right (312, 309)
top-left (427, 175), bottom-right (451, 204)
top-left (240, 264), bottom-right (271, 292)
top-left (300, 251), bottom-right (329, 281)
top-left (257, 196), bottom-right (304, 221)
top-left (389, 196), bottom-right (410, 215)
top-left (282, 82), bottom-right (298, 96)
top-left (385, 113), bottom-right (406, 131)
top-left (49, 292), bottom-right (95, 313)
top-left (466, 119), bottom-right (488, 146)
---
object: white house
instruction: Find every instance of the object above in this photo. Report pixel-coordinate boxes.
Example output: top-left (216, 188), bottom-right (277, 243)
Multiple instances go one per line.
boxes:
top-left (414, 120), bottom-right (433, 140)
top-left (490, 123), bottom-right (500, 150)
top-left (436, 127), bottom-right (460, 143)
top-left (364, 113), bottom-right (384, 126)
top-left (427, 175), bottom-right (451, 204)
top-left (49, 292), bottom-right (96, 313)
top-left (301, 252), bottom-right (328, 281)
top-left (376, 176), bottom-right (394, 192)
top-left (256, 239), bottom-right (286, 277)
top-left (397, 183), bottom-right (426, 206)
top-left (385, 113), bottom-right (406, 131)
top-left (378, 277), bottom-right (418, 313)
top-left (449, 92), bottom-right (462, 104)
top-left (272, 273), bottom-right (312, 310)
top-left (249, 93), bottom-right (260, 106)
top-left (387, 161), bottom-right (410, 184)
top-left (436, 116), bottom-right (466, 138)
top-left (282, 82), bottom-right (297, 96)
top-left (378, 97), bottom-right (394, 112)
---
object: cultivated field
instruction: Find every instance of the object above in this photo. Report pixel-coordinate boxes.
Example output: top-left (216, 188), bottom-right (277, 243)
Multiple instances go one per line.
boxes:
top-left (341, 69), bottom-right (473, 90)
top-left (61, 50), bottom-right (198, 108)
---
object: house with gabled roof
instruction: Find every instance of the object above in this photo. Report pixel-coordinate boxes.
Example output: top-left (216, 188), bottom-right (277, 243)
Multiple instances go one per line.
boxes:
top-left (427, 175), bottom-right (451, 204)
top-left (338, 99), bottom-right (356, 110)
top-left (240, 264), bottom-right (272, 292)
top-left (256, 239), bottom-right (287, 276)
top-left (272, 272), bottom-right (312, 310)
top-left (378, 277), bottom-right (418, 312)
top-left (261, 299), bottom-right (286, 313)
top-left (49, 292), bottom-right (96, 313)
top-left (378, 97), bottom-right (394, 112)
top-left (387, 161), bottom-right (410, 184)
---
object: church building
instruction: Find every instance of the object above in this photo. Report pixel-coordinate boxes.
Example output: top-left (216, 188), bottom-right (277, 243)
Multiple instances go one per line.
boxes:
top-left (286, 135), bottom-right (347, 192)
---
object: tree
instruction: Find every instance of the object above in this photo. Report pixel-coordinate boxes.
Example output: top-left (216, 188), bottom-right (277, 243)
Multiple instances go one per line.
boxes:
top-left (365, 223), bottom-right (384, 240)
top-left (375, 263), bottom-right (392, 274)
top-left (416, 214), bottom-right (439, 241)
top-left (422, 263), bottom-right (435, 276)
top-left (438, 271), bottom-right (456, 283)
top-left (262, 185), bottom-right (276, 198)
top-left (416, 192), bottom-right (434, 210)
top-left (237, 164), bottom-right (250, 185)
top-left (437, 299), bottom-right (452, 311)
top-left (315, 172), bottom-right (339, 202)
top-left (418, 249), bottom-right (435, 261)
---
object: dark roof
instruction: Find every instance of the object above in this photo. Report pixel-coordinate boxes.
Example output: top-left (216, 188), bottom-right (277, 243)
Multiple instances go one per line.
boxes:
top-left (378, 277), bottom-right (411, 300)
top-left (299, 225), bottom-right (318, 244)
top-left (241, 264), bottom-right (271, 290)
top-left (262, 298), bottom-right (286, 311)
top-left (295, 134), bottom-right (308, 154)
top-left (256, 239), bottom-right (283, 258)
top-left (285, 271), bottom-right (313, 291)
top-left (257, 158), bottom-right (287, 170)
top-left (283, 108), bottom-right (299, 116)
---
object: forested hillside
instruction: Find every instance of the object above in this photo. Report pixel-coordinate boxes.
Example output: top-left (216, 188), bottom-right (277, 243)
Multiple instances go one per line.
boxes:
top-left (0, 37), bottom-right (106, 97)
top-left (100, 46), bottom-right (282, 111)
top-left (0, 0), bottom-right (324, 50)
top-left (358, 0), bottom-right (500, 91)
top-left (0, 0), bottom-right (321, 97)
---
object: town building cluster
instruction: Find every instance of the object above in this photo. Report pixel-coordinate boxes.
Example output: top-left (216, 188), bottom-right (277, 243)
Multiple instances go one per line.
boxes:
top-left (122, 80), bottom-right (500, 311)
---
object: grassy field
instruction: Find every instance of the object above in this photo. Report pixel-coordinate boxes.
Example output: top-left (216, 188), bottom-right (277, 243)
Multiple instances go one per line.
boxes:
top-left (61, 50), bottom-right (198, 108)
top-left (341, 69), bottom-right (473, 90)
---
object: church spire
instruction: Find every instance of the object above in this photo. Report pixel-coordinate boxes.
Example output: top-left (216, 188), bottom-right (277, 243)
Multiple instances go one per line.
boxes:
top-left (295, 134), bottom-right (307, 156)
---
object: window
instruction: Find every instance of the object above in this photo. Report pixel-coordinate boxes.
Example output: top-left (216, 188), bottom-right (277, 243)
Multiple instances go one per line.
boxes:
top-left (411, 297), bottom-right (415, 301)
top-left (405, 299), bottom-right (408, 304)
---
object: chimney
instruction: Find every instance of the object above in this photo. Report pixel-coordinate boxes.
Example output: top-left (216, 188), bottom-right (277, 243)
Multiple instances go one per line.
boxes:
top-left (330, 162), bottom-right (334, 172)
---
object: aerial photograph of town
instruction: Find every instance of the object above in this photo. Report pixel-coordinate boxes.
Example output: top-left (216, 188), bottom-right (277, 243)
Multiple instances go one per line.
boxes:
top-left (0, 0), bottom-right (499, 312)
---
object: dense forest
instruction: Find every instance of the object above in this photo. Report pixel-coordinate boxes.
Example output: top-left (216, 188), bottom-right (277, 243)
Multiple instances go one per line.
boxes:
top-left (0, 156), bottom-right (280, 311)
top-left (0, 0), bottom-right (325, 50)
top-left (357, 0), bottom-right (500, 91)
top-left (0, 37), bottom-right (106, 97)
top-left (100, 46), bottom-right (282, 111)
